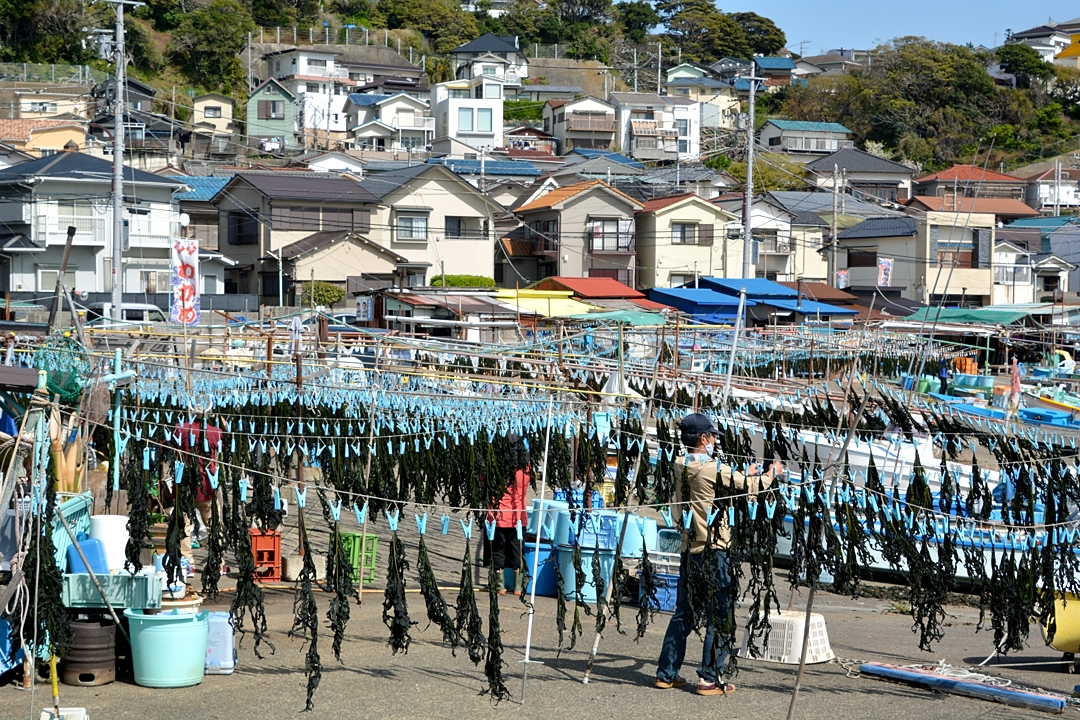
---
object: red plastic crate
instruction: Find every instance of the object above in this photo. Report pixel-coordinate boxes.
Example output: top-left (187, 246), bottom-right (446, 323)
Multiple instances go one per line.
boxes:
top-left (249, 528), bottom-right (281, 583)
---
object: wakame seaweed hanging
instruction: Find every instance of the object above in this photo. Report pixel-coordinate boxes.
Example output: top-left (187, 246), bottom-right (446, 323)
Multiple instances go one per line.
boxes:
top-left (382, 515), bottom-right (414, 654)
top-left (482, 563), bottom-right (511, 702)
top-left (454, 533), bottom-right (486, 665)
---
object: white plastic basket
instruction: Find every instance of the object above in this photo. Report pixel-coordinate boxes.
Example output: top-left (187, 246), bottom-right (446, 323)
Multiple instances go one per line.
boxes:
top-left (738, 610), bottom-right (834, 665)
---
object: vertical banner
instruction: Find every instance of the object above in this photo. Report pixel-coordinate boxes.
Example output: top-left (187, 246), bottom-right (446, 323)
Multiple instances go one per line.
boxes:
top-left (171, 239), bottom-right (200, 325)
top-left (877, 257), bottom-right (893, 287)
top-left (836, 269), bottom-right (849, 289)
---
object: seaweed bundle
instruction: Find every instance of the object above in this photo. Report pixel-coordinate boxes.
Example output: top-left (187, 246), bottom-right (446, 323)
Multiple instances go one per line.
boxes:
top-left (382, 518), bottom-right (414, 654)
top-left (482, 563), bottom-right (511, 702)
top-left (288, 510), bottom-right (321, 711)
top-left (416, 532), bottom-right (457, 651)
top-left (454, 538), bottom-right (486, 664)
top-left (320, 492), bottom-right (357, 663)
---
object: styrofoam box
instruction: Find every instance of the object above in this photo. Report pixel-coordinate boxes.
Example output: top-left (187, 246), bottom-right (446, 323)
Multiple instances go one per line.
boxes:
top-left (39, 710), bottom-right (88, 720)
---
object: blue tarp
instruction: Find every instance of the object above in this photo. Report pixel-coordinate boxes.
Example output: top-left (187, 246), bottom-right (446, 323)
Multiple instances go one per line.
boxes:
top-left (763, 298), bottom-right (858, 316)
top-left (694, 277), bottom-right (799, 299)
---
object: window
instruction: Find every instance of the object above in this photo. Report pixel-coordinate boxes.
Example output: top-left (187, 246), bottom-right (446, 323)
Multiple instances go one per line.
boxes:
top-left (103, 258), bottom-right (112, 292)
top-left (632, 110), bottom-right (654, 120)
top-left (309, 59), bottom-right (326, 67)
top-left (676, 119), bottom-right (689, 137)
top-left (228, 213), bottom-right (259, 245)
top-left (445, 217), bottom-right (463, 238)
top-left (127, 100), bottom-right (142, 111)
top-left (38, 270), bottom-right (76, 292)
top-left (669, 273), bottom-right (692, 287)
top-left (139, 270), bottom-right (170, 294)
top-left (272, 206), bottom-right (320, 230)
top-left (22, 101), bottom-right (57, 113)
top-left (477, 108), bottom-right (493, 133)
top-left (676, 87), bottom-right (690, 96)
top-left (204, 106), bottom-right (222, 119)
top-left (458, 107), bottom-right (474, 132)
top-left (257, 100), bottom-right (284, 119)
top-left (305, 83), bottom-right (320, 93)
top-left (450, 89), bottom-right (471, 99)
top-left (482, 66), bottom-right (496, 75)
top-left (847, 251), bottom-right (877, 268)
top-left (672, 223), bottom-right (696, 245)
top-left (678, 139), bottom-right (688, 153)
top-left (398, 215), bottom-right (428, 240)
top-left (588, 219), bottom-right (634, 252)
top-left (636, 138), bottom-right (657, 149)
top-left (58, 201), bottom-right (93, 218)
top-left (204, 275), bottom-right (218, 294)
top-left (484, 83), bottom-right (501, 99)
top-left (938, 249), bottom-right (973, 268)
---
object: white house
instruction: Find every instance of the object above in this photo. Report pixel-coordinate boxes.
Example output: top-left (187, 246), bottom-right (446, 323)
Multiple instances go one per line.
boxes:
top-left (542, 96), bottom-right (617, 154)
top-left (609, 93), bottom-right (678, 162)
top-left (432, 77), bottom-right (506, 151)
top-left (663, 62), bottom-right (739, 130)
top-left (343, 92), bottom-right (434, 152)
top-left (449, 34), bottom-right (528, 96)
top-left (666, 96), bottom-right (701, 162)
top-left (1026, 167), bottom-right (1080, 213)
top-left (263, 47), bottom-right (356, 146)
top-left (758, 120), bottom-right (853, 156)
top-left (0, 152), bottom-right (197, 294)
top-left (302, 151), bottom-right (366, 174)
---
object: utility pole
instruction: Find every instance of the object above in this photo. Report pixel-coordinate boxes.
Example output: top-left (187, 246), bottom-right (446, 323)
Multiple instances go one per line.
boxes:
top-left (655, 42), bottom-right (662, 94)
top-left (830, 164), bottom-right (839, 287)
top-left (741, 74), bottom-right (762, 279)
top-left (633, 48), bottom-right (638, 93)
top-left (107, 0), bottom-right (144, 322)
top-left (1054, 159), bottom-right (1062, 217)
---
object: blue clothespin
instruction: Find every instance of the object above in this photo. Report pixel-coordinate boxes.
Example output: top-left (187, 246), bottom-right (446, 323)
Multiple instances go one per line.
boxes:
top-left (142, 446), bottom-right (151, 471)
top-left (516, 520), bottom-right (523, 541)
top-left (440, 514), bottom-right (451, 535)
top-left (460, 518), bottom-right (473, 540)
top-left (660, 507), bottom-right (674, 528)
top-left (681, 509), bottom-right (694, 529)
top-left (385, 508), bottom-right (400, 532)
top-left (174, 460), bottom-right (185, 485)
top-left (726, 506), bottom-right (735, 527)
top-left (239, 479), bottom-right (248, 502)
top-left (206, 465), bottom-right (219, 490)
top-left (328, 498), bottom-right (342, 522)
top-left (353, 502), bottom-right (368, 525)
top-left (765, 499), bottom-right (777, 519)
top-left (273, 487), bottom-right (281, 510)
top-left (415, 513), bottom-right (428, 535)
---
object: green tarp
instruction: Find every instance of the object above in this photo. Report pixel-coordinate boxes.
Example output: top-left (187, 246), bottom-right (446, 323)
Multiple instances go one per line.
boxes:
top-left (903, 307), bottom-right (1030, 326)
top-left (567, 310), bottom-right (667, 326)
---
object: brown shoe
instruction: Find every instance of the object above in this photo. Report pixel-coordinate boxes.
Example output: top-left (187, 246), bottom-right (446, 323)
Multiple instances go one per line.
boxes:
top-left (654, 676), bottom-right (688, 689)
top-left (696, 682), bottom-right (735, 696)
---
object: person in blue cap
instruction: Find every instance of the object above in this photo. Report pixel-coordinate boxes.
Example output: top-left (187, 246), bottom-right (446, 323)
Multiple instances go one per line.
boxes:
top-left (654, 411), bottom-right (783, 696)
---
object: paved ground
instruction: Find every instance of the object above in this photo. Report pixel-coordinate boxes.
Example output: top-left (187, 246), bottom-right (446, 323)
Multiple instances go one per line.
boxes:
top-left (3, 573), bottom-right (1079, 720)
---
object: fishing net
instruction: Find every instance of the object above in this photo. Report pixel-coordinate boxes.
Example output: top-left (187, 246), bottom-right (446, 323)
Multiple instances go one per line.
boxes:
top-left (34, 334), bottom-right (90, 403)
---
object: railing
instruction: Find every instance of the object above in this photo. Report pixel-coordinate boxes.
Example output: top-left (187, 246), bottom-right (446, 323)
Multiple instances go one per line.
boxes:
top-left (589, 233), bottom-right (635, 253)
top-left (632, 148), bottom-right (676, 161)
top-left (566, 115), bottom-right (615, 132)
top-left (0, 63), bottom-right (105, 85)
top-left (780, 137), bottom-right (855, 152)
top-left (390, 116), bottom-right (435, 131)
top-left (530, 237), bottom-right (559, 255)
top-left (994, 265), bottom-right (1033, 285)
top-left (40, 216), bottom-right (107, 245)
top-left (758, 237), bottom-right (794, 254)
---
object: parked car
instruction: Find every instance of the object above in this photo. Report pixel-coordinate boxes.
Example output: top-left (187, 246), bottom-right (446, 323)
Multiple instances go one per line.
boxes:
top-left (84, 302), bottom-right (168, 326)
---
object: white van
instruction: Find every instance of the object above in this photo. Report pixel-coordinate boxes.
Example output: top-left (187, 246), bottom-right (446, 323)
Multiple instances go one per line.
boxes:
top-left (84, 302), bottom-right (168, 327)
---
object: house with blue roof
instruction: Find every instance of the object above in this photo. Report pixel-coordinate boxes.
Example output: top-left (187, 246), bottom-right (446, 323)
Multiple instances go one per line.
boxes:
top-left (754, 56), bottom-right (798, 89)
top-left (647, 287), bottom-right (755, 323)
top-left (342, 92), bottom-right (433, 153)
top-left (692, 277), bottom-right (857, 324)
top-left (176, 176), bottom-right (231, 252)
top-left (758, 119), bottom-right (852, 155)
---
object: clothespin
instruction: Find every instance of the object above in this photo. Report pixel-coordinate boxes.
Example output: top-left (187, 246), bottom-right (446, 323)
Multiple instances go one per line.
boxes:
top-left (206, 465), bottom-right (219, 490)
top-left (516, 519), bottom-right (523, 541)
top-left (681, 509), bottom-right (694, 530)
top-left (726, 506), bottom-right (735, 527)
top-left (142, 446), bottom-right (151, 471)
top-left (460, 518), bottom-right (473, 540)
top-left (385, 508), bottom-right (400, 532)
top-left (353, 502), bottom-right (368, 525)
top-left (415, 513), bottom-right (428, 535)
top-left (765, 499), bottom-right (777, 519)
top-left (174, 460), bottom-right (185, 485)
top-left (239, 479), bottom-right (248, 502)
top-left (660, 507), bottom-right (675, 528)
top-left (273, 487), bottom-right (281, 510)
top-left (441, 514), bottom-right (451, 535)
top-left (327, 498), bottom-right (341, 522)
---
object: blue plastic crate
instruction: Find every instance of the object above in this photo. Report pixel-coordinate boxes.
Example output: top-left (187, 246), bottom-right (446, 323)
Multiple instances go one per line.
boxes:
top-left (641, 572), bottom-right (679, 613)
top-left (570, 513), bottom-right (617, 550)
top-left (552, 488), bottom-right (603, 508)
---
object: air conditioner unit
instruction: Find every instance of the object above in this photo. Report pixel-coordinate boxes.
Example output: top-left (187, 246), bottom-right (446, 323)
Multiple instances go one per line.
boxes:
top-left (776, 241), bottom-right (790, 252)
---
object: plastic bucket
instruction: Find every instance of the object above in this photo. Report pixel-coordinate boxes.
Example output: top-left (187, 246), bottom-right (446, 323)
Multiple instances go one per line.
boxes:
top-left (916, 379), bottom-right (929, 393)
top-left (978, 375), bottom-right (995, 388)
top-left (522, 542), bottom-right (557, 597)
top-left (556, 545), bottom-right (615, 603)
top-left (615, 515), bottom-right (658, 558)
top-left (125, 609), bottom-right (209, 688)
top-left (89, 515), bottom-right (130, 573)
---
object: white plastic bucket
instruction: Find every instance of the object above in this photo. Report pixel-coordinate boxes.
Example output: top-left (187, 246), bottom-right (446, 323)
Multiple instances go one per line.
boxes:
top-left (89, 515), bottom-right (130, 572)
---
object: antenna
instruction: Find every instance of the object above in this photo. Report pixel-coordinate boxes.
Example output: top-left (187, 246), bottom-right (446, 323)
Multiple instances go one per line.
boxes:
top-left (798, 40), bottom-right (812, 56)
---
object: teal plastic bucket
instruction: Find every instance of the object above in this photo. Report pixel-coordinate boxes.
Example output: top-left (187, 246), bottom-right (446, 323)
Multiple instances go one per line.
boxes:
top-left (125, 609), bottom-right (209, 688)
top-left (556, 545), bottom-right (615, 603)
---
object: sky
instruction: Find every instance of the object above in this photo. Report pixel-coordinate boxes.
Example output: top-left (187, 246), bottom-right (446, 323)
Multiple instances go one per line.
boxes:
top-left (723, 2), bottom-right (1080, 55)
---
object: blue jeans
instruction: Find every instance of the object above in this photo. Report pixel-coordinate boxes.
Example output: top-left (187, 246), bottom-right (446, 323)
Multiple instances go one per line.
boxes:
top-left (656, 549), bottom-right (732, 684)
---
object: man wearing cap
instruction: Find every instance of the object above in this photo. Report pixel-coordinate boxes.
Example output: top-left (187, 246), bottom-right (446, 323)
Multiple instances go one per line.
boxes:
top-left (654, 412), bottom-right (783, 696)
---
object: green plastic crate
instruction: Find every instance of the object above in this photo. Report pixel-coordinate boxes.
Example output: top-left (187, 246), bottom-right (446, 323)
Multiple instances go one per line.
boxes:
top-left (340, 532), bottom-right (378, 585)
top-left (62, 572), bottom-right (163, 609)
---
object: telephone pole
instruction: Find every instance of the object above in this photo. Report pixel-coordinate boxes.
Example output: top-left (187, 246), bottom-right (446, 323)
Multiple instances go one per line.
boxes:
top-left (633, 48), bottom-right (638, 92)
top-left (741, 74), bottom-right (763, 279)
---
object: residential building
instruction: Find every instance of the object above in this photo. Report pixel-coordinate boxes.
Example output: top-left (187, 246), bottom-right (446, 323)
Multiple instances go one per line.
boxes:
top-left (278, 230), bottom-right (415, 293)
top-left (87, 107), bottom-right (178, 170)
top-left (175, 175), bottom-right (230, 252)
top-left (449, 34), bottom-right (528, 97)
top-left (502, 125), bottom-right (557, 154)
top-left (709, 57), bottom-right (751, 79)
top-left (426, 157), bottom-right (540, 189)
top-left (358, 163), bottom-right (503, 282)
top-left (350, 75), bottom-right (430, 101)
top-left (1055, 34), bottom-right (1080, 68)
top-left (903, 196), bottom-right (1039, 224)
top-left (0, 119), bottom-right (85, 157)
top-left (638, 165), bottom-right (739, 200)
top-left (1030, 217), bottom-right (1080, 291)
top-left (543, 96), bottom-right (617, 154)
top-left (837, 212), bottom-right (998, 306)
top-left (794, 54), bottom-right (864, 77)
top-left (993, 237), bottom-right (1038, 304)
top-left (609, 93), bottom-right (682, 162)
top-left (744, 199), bottom-right (830, 282)
top-left (503, 180), bottom-right (643, 287)
top-left (911, 165), bottom-right (1027, 201)
top-left (247, 78), bottom-right (298, 150)
top-left (212, 172), bottom-right (380, 301)
top-left (301, 151), bottom-right (365, 174)
top-left (1026, 167), bottom-right (1080, 212)
top-left (666, 97), bottom-right (701, 161)
top-left (663, 64), bottom-right (739, 130)
top-left (754, 56), bottom-right (798, 90)
top-left (758, 120), bottom-right (853, 155)
top-left (0, 152), bottom-right (185, 294)
top-left (90, 77), bottom-right (157, 115)
top-left (333, 48), bottom-right (429, 97)
top-left (1007, 25), bottom-right (1073, 63)
top-left (777, 281), bottom-right (886, 321)
top-left (805, 147), bottom-right (915, 202)
top-left (695, 277), bottom-right (857, 325)
top-left (343, 92), bottom-right (434, 152)
top-left (528, 276), bottom-right (670, 312)
top-left (6, 86), bottom-right (90, 120)
top-left (263, 47), bottom-right (355, 146)
top-left (192, 94), bottom-right (239, 136)
top-left (0, 142), bottom-right (32, 169)
top-left (635, 192), bottom-right (740, 287)
top-left (517, 85), bottom-right (584, 102)
top-left (432, 77), bottom-right (506, 151)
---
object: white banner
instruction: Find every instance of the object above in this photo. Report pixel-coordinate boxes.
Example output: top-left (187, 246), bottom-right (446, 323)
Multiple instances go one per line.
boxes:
top-left (171, 239), bottom-right (200, 325)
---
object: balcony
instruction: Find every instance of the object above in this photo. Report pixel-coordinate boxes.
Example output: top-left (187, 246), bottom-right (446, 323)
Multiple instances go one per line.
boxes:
top-left (531, 237), bottom-right (559, 256)
top-left (778, 136), bottom-right (854, 153)
top-left (390, 116), bottom-right (435, 131)
top-left (566, 114), bottom-right (615, 132)
top-left (38, 215), bottom-right (107, 246)
top-left (994, 264), bottom-right (1033, 285)
top-left (632, 148), bottom-right (676, 161)
top-left (589, 233), bottom-right (635, 254)
top-left (757, 237), bottom-right (794, 254)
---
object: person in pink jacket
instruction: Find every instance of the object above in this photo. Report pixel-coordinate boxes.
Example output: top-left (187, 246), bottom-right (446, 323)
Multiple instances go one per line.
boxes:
top-left (487, 434), bottom-right (530, 594)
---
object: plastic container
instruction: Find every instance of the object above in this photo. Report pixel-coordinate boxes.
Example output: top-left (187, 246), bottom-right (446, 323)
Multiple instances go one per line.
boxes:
top-left (978, 375), bottom-right (996, 388)
top-left (656, 529), bottom-right (682, 554)
top-left (553, 488), bottom-right (604, 508)
top-left (915, 378), bottom-right (929, 393)
top-left (89, 515), bottom-right (130, 573)
top-left (616, 515), bottom-right (658, 558)
top-left (651, 550), bottom-right (682, 576)
top-left (522, 542), bottom-right (557, 597)
top-left (66, 535), bottom-right (108, 575)
top-left (249, 528), bottom-right (281, 583)
top-left (641, 572), bottom-right (679, 612)
top-left (570, 512), bottom-right (617, 550)
top-left (737, 610), bottom-right (834, 664)
top-left (526, 499), bottom-right (568, 539)
top-left (205, 611), bottom-right (236, 675)
top-left (62, 571), bottom-right (163, 609)
top-left (339, 532), bottom-right (378, 585)
top-left (125, 609), bottom-right (209, 688)
top-left (556, 545), bottom-right (615, 603)
top-left (52, 493), bottom-right (92, 570)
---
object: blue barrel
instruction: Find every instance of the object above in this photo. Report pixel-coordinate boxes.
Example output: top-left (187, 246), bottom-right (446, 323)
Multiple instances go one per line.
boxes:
top-left (522, 542), bottom-right (557, 597)
top-left (66, 536), bottom-right (109, 575)
top-left (125, 609), bottom-right (209, 688)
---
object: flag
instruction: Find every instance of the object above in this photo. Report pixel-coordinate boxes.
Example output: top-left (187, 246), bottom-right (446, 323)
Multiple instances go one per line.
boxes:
top-left (170, 239), bottom-right (200, 325)
top-left (836, 269), bottom-right (849, 289)
top-left (877, 257), bottom-right (893, 287)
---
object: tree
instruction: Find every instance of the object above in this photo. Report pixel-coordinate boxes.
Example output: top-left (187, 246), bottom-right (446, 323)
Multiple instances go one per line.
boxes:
top-left (430, 274), bottom-right (496, 287)
top-left (729, 152), bottom-right (807, 193)
top-left (730, 12), bottom-right (786, 56)
top-left (170, 0), bottom-right (255, 91)
top-left (996, 42), bottom-right (1055, 89)
top-left (614, 1), bottom-right (658, 44)
top-left (377, 0), bottom-right (479, 53)
top-left (551, 0), bottom-right (611, 25)
top-left (301, 281), bottom-right (346, 307)
top-left (662, 1), bottom-right (750, 64)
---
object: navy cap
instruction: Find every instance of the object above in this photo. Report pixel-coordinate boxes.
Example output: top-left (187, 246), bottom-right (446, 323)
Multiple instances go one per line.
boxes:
top-left (679, 412), bottom-right (718, 436)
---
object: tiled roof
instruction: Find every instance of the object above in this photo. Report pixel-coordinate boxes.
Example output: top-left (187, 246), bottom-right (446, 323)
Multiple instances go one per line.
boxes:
top-left (666, 77), bottom-right (731, 88)
top-left (0, 118), bottom-right (85, 142)
top-left (499, 237), bottom-right (534, 257)
top-left (515, 180), bottom-right (641, 213)
top-left (777, 281), bottom-right (857, 302)
top-left (755, 57), bottom-right (797, 70)
top-left (428, 158), bottom-right (540, 176)
top-left (638, 192), bottom-right (698, 213)
top-left (452, 33), bottom-right (519, 54)
top-left (531, 276), bottom-right (645, 298)
top-left (1028, 167), bottom-right (1080, 181)
top-left (609, 92), bottom-right (667, 106)
top-left (520, 85), bottom-right (584, 94)
top-left (837, 217), bottom-right (918, 239)
top-left (904, 196), bottom-right (1040, 217)
top-left (556, 157), bottom-right (645, 177)
top-left (765, 119), bottom-right (850, 134)
top-left (237, 173), bottom-right (380, 203)
top-left (913, 164), bottom-right (1024, 183)
top-left (570, 149), bottom-right (644, 168)
top-left (176, 176), bottom-right (230, 202)
top-left (502, 149), bottom-right (562, 162)
top-left (545, 99), bottom-right (569, 109)
top-left (806, 148), bottom-right (914, 174)
top-left (0, 151), bottom-right (181, 186)
top-left (790, 210), bottom-right (828, 226)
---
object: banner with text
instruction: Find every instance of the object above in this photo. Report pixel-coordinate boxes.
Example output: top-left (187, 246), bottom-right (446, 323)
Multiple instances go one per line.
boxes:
top-left (171, 239), bottom-right (200, 325)
top-left (877, 258), bottom-right (893, 288)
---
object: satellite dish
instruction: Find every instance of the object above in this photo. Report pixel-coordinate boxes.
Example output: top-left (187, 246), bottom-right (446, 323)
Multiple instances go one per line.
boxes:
top-left (179, 213), bottom-right (190, 228)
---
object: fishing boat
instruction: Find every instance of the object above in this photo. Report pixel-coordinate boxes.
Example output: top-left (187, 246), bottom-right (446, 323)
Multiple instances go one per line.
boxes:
top-left (1024, 385), bottom-right (1080, 414)
top-left (943, 400), bottom-right (1080, 432)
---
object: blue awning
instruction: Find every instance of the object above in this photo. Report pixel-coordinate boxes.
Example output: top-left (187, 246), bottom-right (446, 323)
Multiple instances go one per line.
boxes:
top-left (763, 299), bottom-right (859, 316)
